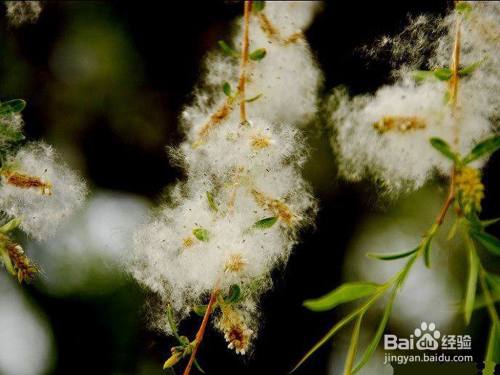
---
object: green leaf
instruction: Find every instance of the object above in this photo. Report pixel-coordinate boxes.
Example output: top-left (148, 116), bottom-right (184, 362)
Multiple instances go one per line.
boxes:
top-left (423, 237), bottom-right (433, 268)
top-left (471, 230), bottom-right (500, 256)
top-left (166, 305), bottom-right (182, 342)
top-left (429, 137), bottom-right (458, 161)
top-left (344, 313), bottom-right (364, 375)
top-left (194, 359), bottom-right (206, 374)
top-left (455, 1), bottom-right (473, 15)
top-left (303, 282), bottom-right (380, 312)
top-left (0, 218), bottom-right (21, 234)
top-left (367, 247), bottom-right (419, 261)
top-left (486, 272), bottom-right (500, 294)
top-left (0, 124), bottom-right (25, 142)
top-left (0, 99), bottom-right (26, 115)
top-left (249, 48), bottom-right (267, 61)
top-left (463, 136), bottom-right (500, 164)
top-left (485, 323), bottom-right (500, 373)
top-left (252, 1), bottom-right (265, 12)
top-left (412, 70), bottom-right (435, 83)
top-left (206, 191), bottom-right (218, 212)
top-left (218, 40), bottom-right (239, 58)
top-left (224, 284), bottom-right (242, 304)
top-left (192, 304), bottom-right (208, 317)
top-left (464, 244), bottom-right (479, 325)
top-left (291, 294), bottom-right (380, 373)
top-left (482, 218), bottom-right (500, 228)
top-left (222, 81), bottom-right (232, 97)
top-left (353, 287), bottom-right (397, 374)
top-left (459, 61), bottom-right (482, 77)
top-left (0, 246), bottom-right (15, 276)
top-left (433, 67), bottom-right (452, 81)
top-left (193, 228), bottom-right (209, 242)
top-left (245, 93), bottom-right (263, 103)
top-left (254, 216), bottom-right (278, 229)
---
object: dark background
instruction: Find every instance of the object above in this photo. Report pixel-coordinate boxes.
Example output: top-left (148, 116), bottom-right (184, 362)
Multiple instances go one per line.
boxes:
top-left (1, 1), bottom-right (499, 374)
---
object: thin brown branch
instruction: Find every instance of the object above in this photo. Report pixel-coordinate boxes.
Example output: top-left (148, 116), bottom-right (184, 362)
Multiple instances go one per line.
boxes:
top-left (237, 0), bottom-right (252, 123)
top-left (182, 287), bottom-right (220, 375)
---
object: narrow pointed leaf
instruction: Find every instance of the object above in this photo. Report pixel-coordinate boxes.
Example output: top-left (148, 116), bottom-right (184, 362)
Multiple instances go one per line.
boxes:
top-left (429, 137), bottom-right (458, 161)
top-left (463, 136), bottom-right (500, 164)
top-left (471, 230), bottom-right (500, 256)
top-left (423, 238), bottom-right (432, 268)
top-left (412, 70), bottom-right (435, 83)
top-left (166, 305), bottom-right (182, 342)
top-left (254, 216), bottom-right (278, 229)
top-left (459, 61), bottom-right (482, 77)
top-left (206, 191), bottom-right (218, 212)
top-left (367, 247), bottom-right (419, 261)
top-left (464, 245), bottom-right (479, 325)
top-left (433, 67), bottom-right (452, 81)
top-left (218, 40), bottom-right (239, 58)
top-left (353, 288), bottom-right (397, 373)
top-left (0, 99), bottom-right (26, 115)
top-left (245, 93), bottom-right (262, 103)
top-left (303, 282), bottom-right (380, 312)
top-left (482, 218), bottom-right (500, 228)
top-left (344, 314), bottom-right (364, 375)
top-left (485, 323), bottom-right (500, 374)
top-left (249, 48), bottom-right (266, 61)
top-left (290, 307), bottom-right (364, 373)
top-left (194, 359), bottom-right (206, 374)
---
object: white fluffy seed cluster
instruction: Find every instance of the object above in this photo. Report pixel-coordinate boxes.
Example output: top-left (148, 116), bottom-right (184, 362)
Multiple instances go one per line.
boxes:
top-left (130, 1), bottom-right (322, 352)
top-left (5, 1), bottom-right (42, 26)
top-left (331, 2), bottom-right (499, 195)
top-left (0, 142), bottom-right (87, 240)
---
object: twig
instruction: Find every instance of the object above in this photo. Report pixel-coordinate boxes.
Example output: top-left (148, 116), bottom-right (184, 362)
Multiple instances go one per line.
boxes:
top-left (182, 287), bottom-right (220, 375)
top-left (237, 0), bottom-right (252, 124)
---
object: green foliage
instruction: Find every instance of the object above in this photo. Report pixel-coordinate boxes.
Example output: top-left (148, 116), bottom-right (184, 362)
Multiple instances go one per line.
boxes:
top-left (218, 40), bottom-right (239, 58)
top-left (222, 81), bottom-right (232, 97)
top-left (462, 135), bottom-right (500, 164)
top-left (464, 238), bottom-right (479, 325)
top-left (249, 48), bottom-right (267, 61)
top-left (254, 216), bottom-right (278, 229)
top-left (0, 218), bottom-right (21, 234)
top-left (193, 228), bottom-right (210, 242)
top-left (206, 191), bottom-right (218, 212)
top-left (303, 282), bottom-right (380, 312)
top-left (367, 247), bottom-right (419, 261)
top-left (455, 1), bottom-right (473, 15)
top-left (470, 229), bottom-right (500, 256)
top-left (353, 287), bottom-right (397, 373)
top-left (413, 61), bottom-right (482, 83)
top-left (0, 99), bottom-right (26, 115)
top-left (252, 1), bottom-right (265, 13)
top-left (344, 313), bottom-right (364, 375)
top-left (429, 137), bottom-right (459, 162)
top-left (245, 93), bottom-right (263, 103)
top-left (224, 284), bottom-right (242, 304)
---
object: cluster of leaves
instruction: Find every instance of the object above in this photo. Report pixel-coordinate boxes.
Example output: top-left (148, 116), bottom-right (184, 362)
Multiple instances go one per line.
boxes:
top-left (294, 134), bottom-right (500, 374)
top-left (294, 133), bottom-right (500, 374)
top-left (0, 98), bottom-right (26, 161)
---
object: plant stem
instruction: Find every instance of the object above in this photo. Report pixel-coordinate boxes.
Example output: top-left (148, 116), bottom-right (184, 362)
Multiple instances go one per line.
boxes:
top-left (182, 287), bottom-right (219, 375)
top-left (237, 0), bottom-right (252, 124)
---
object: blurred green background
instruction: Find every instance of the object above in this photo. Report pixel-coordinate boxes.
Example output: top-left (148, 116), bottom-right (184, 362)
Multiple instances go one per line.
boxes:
top-left (0, 1), bottom-right (498, 374)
